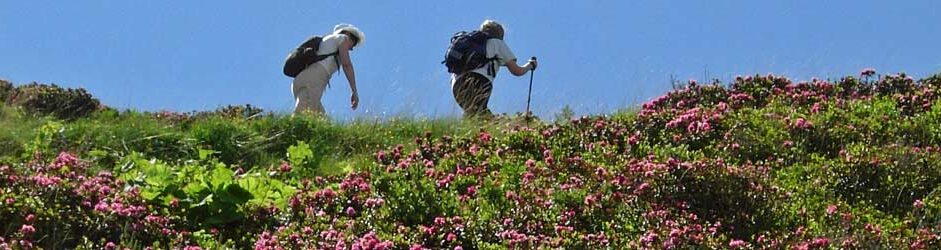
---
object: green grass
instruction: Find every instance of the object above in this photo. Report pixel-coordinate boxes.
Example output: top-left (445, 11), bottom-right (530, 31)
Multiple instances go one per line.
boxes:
top-left (0, 103), bottom-right (531, 175)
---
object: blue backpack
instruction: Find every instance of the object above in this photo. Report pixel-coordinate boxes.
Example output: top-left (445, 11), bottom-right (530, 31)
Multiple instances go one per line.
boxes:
top-left (443, 31), bottom-right (495, 74)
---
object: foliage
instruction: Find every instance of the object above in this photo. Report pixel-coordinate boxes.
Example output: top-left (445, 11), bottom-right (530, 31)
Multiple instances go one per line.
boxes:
top-left (0, 79), bottom-right (13, 103)
top-left (2, 70), bottom-right (941, 249)
top-left (8, 82), bottom-right (102, 120)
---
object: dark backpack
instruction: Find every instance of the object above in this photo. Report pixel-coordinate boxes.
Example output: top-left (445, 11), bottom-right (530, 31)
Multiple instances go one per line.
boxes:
top-left (443, 31), bottom-right (495, 74)
top-left (283, 36), bottom-right (338, 78)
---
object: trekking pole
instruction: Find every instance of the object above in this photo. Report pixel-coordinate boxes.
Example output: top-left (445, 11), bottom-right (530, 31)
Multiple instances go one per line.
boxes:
top-left (525, 57), bottom-right (537, 121)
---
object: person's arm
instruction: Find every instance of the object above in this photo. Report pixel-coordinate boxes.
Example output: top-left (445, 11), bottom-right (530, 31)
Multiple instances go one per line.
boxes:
top-left (496, 40), bottom-right (536, 76)
top-left (505, 59), bottom-right (536, 76)
top-left (337, 38), bottom-right (359, 110)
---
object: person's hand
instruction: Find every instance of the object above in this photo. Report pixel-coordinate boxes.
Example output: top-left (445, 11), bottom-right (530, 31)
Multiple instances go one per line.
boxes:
top-left (351, 91), bottom-right (359, 110)
top-left (528, 57), bottom-right (538, 71)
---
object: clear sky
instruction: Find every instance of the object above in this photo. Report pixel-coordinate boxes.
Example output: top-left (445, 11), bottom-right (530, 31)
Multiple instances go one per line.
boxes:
top-left (2, 1), bottom-right (940, 120)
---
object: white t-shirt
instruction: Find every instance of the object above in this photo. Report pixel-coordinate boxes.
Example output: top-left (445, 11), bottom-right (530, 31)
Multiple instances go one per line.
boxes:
top-left (313, 33), bottom-right (351, 75)
top-left (451, 38), bottom-right (517, 84)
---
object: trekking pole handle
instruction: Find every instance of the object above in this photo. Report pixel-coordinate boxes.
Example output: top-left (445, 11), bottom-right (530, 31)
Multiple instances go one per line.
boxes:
top-left (529, 57), bottom-right (538, 71)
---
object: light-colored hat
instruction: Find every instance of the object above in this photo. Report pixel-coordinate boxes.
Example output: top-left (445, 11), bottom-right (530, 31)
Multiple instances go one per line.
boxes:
top-left (333, 23), bottom-right (365, 48)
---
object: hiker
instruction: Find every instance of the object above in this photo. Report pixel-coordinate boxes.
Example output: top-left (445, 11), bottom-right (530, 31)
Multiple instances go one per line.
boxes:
top-left (290, 24), bottom-right (365, 115)
top-left (446, 20), bottom-right (537, 118)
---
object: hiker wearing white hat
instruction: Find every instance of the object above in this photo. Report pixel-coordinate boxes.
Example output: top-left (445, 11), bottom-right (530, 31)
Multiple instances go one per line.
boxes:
top-left (291, 23), bottom-right (365, 115)
top-left (446, 20), bottom-right (537, 118)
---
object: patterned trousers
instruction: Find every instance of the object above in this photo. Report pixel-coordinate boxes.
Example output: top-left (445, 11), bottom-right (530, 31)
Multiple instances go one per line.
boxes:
top-left (452, 73), bottom-right (494, 118)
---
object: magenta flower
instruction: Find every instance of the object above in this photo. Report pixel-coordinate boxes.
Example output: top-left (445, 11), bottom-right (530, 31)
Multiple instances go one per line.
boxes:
top-left (792, 118), bottom-right (813, 130)
top-left (914, 199), bottom-right (925, 210)
top-left (729, 239), bottom-right (748, 249)
top-left (634, 183), bottom-right (650, 195)
top-left (376, 150), bottom-right (388, 162)
top-left (810, 237), bottom-right (830, 248)
top-left (466, 186), bottom-right (477, 196)
top-left (446, 232), bottom-right (457, 242)
top-left (20, 224), bottom-right (36, 235)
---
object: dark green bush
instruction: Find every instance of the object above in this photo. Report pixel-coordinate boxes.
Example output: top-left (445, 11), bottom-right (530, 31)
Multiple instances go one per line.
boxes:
top-left (0, 79), bottom-right (13, 103)
top-left (828, 144), bottom-right (941, 216)
top-left (9, 82), bottom-right (102, 120)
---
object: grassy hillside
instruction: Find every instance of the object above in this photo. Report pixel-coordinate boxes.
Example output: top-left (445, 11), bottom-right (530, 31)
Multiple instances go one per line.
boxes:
top-left (1, 71), bottom-right (941, 249)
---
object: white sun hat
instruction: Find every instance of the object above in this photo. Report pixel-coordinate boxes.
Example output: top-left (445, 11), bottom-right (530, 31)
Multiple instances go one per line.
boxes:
top-left (333, 23), bottom-right (365, 48)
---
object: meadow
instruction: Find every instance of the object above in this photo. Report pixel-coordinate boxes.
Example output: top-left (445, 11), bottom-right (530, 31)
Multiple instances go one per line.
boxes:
top-left (1, 70), bottom-right (940, 249)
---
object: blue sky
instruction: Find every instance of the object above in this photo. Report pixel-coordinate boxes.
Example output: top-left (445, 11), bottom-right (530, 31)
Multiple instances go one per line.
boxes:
top-left (2, 1), bottom-right (940, 120)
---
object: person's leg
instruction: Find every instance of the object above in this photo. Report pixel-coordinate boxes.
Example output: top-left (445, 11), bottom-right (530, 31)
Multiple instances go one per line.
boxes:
top-left (452, 73), bottom-right (493, 118)
top-left (292, 76), bottom-right (313, 114)
top-left (293, 66), bottom-right (330, 115)
top-left (308, 67), bottom-right (329, 114)
top-left (468, 78), bottom-right (494, 118)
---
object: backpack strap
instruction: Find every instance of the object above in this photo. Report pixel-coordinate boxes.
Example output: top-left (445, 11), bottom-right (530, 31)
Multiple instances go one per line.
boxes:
top-left (486, 56), bottom-right (501, 78)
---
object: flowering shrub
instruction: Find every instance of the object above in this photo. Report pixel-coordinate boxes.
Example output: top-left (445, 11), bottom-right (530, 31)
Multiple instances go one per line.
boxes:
top-left (2, 70), bottom-right (941, 249)
top-left (7, 82), bottom-right (102, 120)
top-left (0, 79), bottom-right (12, 103)
top-left (0, 152), bottom-right (175, 249)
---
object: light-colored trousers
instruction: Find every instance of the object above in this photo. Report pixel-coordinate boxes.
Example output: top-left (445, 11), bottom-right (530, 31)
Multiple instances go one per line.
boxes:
top-left (292, 65), bottom-right (331, 114)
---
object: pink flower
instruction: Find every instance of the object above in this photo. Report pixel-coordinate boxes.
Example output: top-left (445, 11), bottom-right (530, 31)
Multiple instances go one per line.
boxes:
top-left (469, 144), bottom-right (480, 154)
top-left (634, 183), bottom-right (650, 195)
top-left (376, 150), bottom-right (388, 162)
top-left (478, 131), bottom-right (492, 143)
top-left (446, 233), bottom-right (457, 242)
top-left (792, 118), bottom-right (813, 130)
top-left (20, 224), bottom-right (36, 235)
top-left (826, 204), bottom-right (838, 215)
top-left (810, 237), bottom-right (830, 248)
top-left (729, 239), bottom-right (748, 249)
top-left (466, 186), bottom-right (477, 196)
top-left (583, 194), bottom-right (599, 207)
top-left (914, 199), bottom-right (925, 210)
top-left (25, 214), bottom-right (35, 224)
top-left (811, 102), bottom-right (822, 113)
top-left (628, 135), bottom-right (639, 145)
top-left (346, 206), bottom-right (356, 217)
top-left (522, 172), bottom-right (535, 185)
top-left (279, 162), bottom-right (292, 172)
top-left (54, 152), bottom-right (80, 168)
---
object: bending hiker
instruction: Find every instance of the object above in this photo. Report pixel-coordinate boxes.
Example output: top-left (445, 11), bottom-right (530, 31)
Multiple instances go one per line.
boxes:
top-left (445, 20), bottom-right (537, 119)
top-left (284, 24), bottom-right (365, 115)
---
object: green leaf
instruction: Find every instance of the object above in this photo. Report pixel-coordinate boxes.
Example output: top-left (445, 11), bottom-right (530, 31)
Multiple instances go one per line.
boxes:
top-left (217, 184), bottom-right (253, 204)
top-left (184, 181), bottom-right (208, 197)
top-left (287, 141), bottom-right (314, 167)
top-left (237, 177), bottom-right (297, 208)
top-left (209, 165), bottom-right (234, 190)
top-left (198, 148), bottom-right (217, 160)
top-left (143, 163), bottom-right (174, 187)
top-left (141, 188), bottom-right (162, 201)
